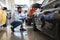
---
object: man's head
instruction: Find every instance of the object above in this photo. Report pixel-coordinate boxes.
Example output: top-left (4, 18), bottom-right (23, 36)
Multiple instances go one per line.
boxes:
top-left (3, 7), bottom-right (7, 10)
top-left (17, 6), bottom-right (22, 13)
top-left (32, 3), bottom-right (41, 9)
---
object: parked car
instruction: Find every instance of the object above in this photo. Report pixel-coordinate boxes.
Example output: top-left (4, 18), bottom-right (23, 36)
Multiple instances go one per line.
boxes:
top-left (33, 0), bottom-right (60, 40)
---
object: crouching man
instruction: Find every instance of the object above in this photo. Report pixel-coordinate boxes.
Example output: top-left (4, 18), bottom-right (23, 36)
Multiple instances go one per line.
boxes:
top-left (11, 7), bottom-right (26, 32)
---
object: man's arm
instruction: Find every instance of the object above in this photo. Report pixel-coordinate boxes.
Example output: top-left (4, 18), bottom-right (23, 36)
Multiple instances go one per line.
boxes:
top-left (19, 13), bottom-right (26, 20)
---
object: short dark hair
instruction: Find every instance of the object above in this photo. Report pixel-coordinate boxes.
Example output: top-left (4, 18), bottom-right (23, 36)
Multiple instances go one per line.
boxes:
top-left (17, 6), bottom-right (22, 9)
top-left (32, 3), bottom-right (41, 9)
top-left (3, 7), bottom-right (7, 10)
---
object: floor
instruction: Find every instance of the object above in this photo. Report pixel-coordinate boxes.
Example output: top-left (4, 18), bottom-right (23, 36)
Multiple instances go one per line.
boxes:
top-left (0, 20), bottom-right (53, 40)
top-left (0, 25), bottom-right (53, 40)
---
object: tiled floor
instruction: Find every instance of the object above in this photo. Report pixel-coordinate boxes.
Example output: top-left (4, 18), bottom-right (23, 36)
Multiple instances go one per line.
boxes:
top-left (0, 24), bottom-right (53, 40)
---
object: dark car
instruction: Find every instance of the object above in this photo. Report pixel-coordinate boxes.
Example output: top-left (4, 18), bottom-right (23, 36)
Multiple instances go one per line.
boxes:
top-left (33, 0), bottom-right (60, 40)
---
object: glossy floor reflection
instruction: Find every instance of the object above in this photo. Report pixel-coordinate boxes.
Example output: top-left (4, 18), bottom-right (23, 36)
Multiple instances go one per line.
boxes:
top-left (0, 25), bottom-right (53, 40)
top-left (10, 31), bottom-right (29, 40)
top-left (0, 30), bottom-right (7, 40)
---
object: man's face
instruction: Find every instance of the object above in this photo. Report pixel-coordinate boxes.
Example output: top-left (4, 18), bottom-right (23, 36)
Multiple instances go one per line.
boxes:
top-left (17, 8), bottom-right (22, 13)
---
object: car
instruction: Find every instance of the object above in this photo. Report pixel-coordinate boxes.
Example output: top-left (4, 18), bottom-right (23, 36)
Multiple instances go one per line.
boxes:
top-left (33, 0), bottom-right (60, 40)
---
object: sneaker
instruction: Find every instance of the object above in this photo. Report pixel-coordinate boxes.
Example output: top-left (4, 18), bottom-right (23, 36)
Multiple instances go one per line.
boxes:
top-left (11, 27), bottom-right (15, 32)
top-left (20, 28), bottom-right (26, 31)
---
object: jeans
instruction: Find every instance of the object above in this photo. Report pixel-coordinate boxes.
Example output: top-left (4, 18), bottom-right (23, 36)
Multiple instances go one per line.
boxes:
top-left (11, 21), bottom-right (23, 29)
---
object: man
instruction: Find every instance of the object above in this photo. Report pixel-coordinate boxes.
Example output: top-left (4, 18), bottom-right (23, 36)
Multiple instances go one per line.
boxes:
top-left (27, 3), bottom-right (41, 26)
top-left (11, 6), bottom-right (26, 32)
top-left (0, 6), bottom-right (7, 27)
top-left (27, 3), bottom-right (41, 31)
top-left (28, 7), bottom-right (36, 25)
top-left (2, 7), bottom-right (7, 27)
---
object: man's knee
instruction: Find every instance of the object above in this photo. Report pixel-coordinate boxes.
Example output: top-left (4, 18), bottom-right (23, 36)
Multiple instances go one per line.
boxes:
top-left (11, 21), bottom-right (22, 27)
